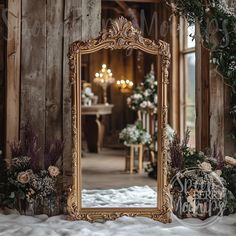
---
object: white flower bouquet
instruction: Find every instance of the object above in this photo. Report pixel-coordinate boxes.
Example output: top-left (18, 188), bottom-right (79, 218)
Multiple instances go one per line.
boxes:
top-left (127, 69), bottom-right (157, 113)
top-left (119, 122), bottom-right (151, 145)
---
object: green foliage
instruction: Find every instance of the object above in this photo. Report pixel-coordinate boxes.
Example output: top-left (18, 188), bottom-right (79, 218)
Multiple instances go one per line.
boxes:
top-left (171, 0), bottom-right (236, 140)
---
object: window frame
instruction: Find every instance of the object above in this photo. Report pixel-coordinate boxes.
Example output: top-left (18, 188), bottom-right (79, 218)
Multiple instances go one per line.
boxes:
top-left (179, 18), bottom-right (196, 146)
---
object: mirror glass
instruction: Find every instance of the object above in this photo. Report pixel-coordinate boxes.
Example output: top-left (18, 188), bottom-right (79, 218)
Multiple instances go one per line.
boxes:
top-left (81, 48), bottom-right (158, 208)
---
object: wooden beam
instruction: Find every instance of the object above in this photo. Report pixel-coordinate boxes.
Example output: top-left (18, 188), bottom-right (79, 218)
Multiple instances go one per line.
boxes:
top-left (169, 15), bottom-right (180, 134)
top-left (20, 0), bottom-right (47, 165)
top-left (45, 0), bottom-right (64, 145)
top-left (196, 25), bottom-right (210, 151)
top-left (209, 65), bottom-right (224, 155)
top-left (5, 0), bottom-right (21, 159)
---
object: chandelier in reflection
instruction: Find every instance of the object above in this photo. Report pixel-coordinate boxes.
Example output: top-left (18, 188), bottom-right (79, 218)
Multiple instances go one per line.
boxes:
top-left (116, 76), bottom-right (133, 93)
top-left (94, 64), bottom-right (115, 105)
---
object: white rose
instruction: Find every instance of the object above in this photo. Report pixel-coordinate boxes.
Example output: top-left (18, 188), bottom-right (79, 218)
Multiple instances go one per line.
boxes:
top-left (140, 101), bottom-right (147, 108)
top-left (48, 166), bottom-right (60, 177)
top-left (215, 170), bottom-right (222, 176)
top-left (199, 162), bottom-right (212, 172)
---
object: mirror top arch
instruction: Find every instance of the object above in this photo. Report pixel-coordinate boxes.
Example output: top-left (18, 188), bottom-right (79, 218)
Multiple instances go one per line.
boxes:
top-left (68, 16), bottom-right (170, 56)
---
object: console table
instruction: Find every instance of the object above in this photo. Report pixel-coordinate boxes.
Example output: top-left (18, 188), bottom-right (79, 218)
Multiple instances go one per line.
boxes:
top-left (81, 104), bottom-right (114, 153)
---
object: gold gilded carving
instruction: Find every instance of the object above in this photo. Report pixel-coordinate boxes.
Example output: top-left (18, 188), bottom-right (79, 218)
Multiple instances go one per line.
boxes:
top-left (68, 17), bottom-right (171, 223)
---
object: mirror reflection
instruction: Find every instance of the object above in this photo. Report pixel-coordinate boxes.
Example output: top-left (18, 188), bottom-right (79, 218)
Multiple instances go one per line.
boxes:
top-left (81, 49), bottom-right (158, 208)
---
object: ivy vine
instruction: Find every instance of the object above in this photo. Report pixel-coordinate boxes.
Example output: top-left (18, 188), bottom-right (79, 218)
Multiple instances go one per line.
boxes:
top-left (170, 0), bottom-right (236, 140)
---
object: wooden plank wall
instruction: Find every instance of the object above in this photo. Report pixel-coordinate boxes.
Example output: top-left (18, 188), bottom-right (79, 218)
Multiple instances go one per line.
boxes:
top-left (21, 0), bottom-right (47, 163)
top-left (5, 0), bottom-right (21, 159)
top-left (63, 0), bottom-right (101, 183)
top-left (209, 65), bottom-right (225, 155)
top-left (6, 0), bottom-right (101, 180)
top-left (0, 3), bottom-right (6, 154)
top-left (195, 24), bottom-right (210, 152)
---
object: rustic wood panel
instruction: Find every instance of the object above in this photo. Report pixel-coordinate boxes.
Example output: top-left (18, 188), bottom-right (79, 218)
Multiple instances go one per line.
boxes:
top-left (5, 0), bottom-right (21, 159)
top-left (0, 4), bottom-right (6, 154)
top-left (196, 24), bottom-right (210, 151)
top-left (169, 15), bottom-right (180, 134)
top-left (45, 0), bottom-right (64, 144)
top-left (63, 0), bottom-right (82, 180)
top-left (63, 0), bottom-right (101, 181)
top-left (209, 65), bottom-right (225, 155)
top-left (20, 0), bottom-right (47, 164)
top-left (199, 46), bottom-right (210, 150)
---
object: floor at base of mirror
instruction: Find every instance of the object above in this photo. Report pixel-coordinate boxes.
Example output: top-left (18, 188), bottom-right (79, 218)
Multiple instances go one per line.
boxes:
top-left (82, 186), bottom-right (157, 208)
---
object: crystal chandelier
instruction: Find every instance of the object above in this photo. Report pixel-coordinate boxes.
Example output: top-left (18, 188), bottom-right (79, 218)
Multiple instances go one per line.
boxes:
top-left (94, 64), bottom-right (115, 105)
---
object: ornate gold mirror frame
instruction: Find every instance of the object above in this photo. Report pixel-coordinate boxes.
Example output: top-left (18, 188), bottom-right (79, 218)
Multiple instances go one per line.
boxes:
top-left (67, 17), bottom-right (171, 223)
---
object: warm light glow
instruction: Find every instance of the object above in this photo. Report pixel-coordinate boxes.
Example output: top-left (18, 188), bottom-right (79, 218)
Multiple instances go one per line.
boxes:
top-left (102, 64), bottom-right (106, 69)
top-left (107, 69), bottom-right (111, 73)
top-left (116, 77), bottom-right (133, 93)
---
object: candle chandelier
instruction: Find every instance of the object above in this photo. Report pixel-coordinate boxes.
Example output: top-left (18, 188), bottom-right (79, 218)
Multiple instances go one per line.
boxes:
top-left (94, 64), bottom-right (115, 105)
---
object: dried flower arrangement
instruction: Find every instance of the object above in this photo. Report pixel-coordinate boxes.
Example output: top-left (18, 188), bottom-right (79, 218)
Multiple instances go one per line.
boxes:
top-left (168, 130), bottom-right (236, 218)
top-left (0, 123), bottom-right (64, 215)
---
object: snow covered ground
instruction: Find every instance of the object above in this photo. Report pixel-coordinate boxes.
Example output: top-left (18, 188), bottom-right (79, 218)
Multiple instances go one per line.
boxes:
top-left (0, 212), bottom-right (235, 236)
top-left (82, 186), bottom-right (157, 207)
top-left (0, 186), bottom-right (235, 236)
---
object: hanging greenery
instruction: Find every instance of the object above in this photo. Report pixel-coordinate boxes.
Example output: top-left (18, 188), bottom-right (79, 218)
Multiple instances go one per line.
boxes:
top-left (169, 0), bottom-right (236, 140)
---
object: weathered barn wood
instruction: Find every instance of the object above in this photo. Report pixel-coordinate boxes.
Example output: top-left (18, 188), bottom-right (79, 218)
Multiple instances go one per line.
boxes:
top-left (5, 0), bottom-right (21, 159)
top-left (170, 15), bottom-right (180, 134)
top-left (20, 0), bottom-right (47, 164)
top-left (63, 0), bottom-right (101, 183)
top-left (196, 25), bottom-right (210, 151)
top-left (0, 3), bottom-right (6, 153)
top-left (210, 65), bottom-right (225, 156)
top-left (46, 0), bottom-right (64, 145)
top-left (4, 0), bottom-right (101, 174)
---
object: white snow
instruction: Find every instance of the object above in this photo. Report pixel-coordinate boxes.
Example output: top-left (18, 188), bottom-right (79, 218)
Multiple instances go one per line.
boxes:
top-left (0, 186), bottom-right (235, 236)
top-left (82, 186), bottom-right (157, 207)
